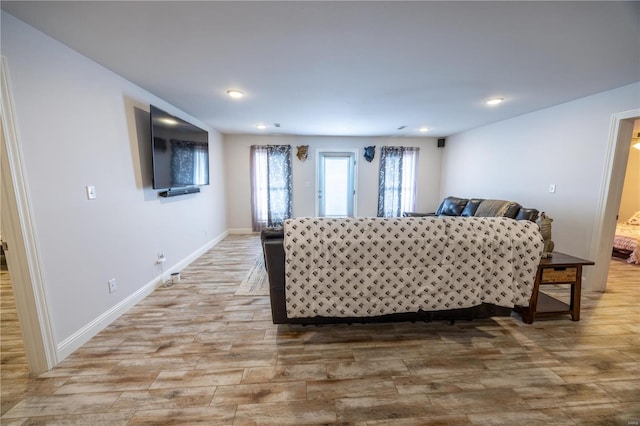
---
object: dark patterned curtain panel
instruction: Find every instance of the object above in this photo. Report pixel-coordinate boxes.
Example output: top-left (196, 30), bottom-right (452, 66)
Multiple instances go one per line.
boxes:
top-left (250, 145), bottom-right (293, 231)
top-left (377, 146), bottom-right (419, 217)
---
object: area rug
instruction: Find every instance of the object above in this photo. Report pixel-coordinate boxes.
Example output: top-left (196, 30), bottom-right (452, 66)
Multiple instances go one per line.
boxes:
top-left (235, 256), bottom-right (269, 296)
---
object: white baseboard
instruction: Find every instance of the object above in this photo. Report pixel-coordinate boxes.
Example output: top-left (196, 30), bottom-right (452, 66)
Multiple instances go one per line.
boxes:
top-left (56, 274), bottom-right (159, 360)
top-left (160, 230), bottom-right (228, 282)
top-left (56, 230), bottom-right (229, 361)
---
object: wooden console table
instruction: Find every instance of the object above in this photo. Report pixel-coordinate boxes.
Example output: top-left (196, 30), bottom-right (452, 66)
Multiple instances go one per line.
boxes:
top-left (516, 252), bottom-right (594, 324)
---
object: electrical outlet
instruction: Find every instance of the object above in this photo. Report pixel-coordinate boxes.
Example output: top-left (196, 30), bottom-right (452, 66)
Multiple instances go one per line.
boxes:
top-left (108, 278), bottom-right (117, 293)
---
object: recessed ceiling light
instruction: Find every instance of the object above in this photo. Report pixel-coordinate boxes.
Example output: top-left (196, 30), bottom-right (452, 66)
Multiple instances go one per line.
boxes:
top-left (419, 127), bottom-right (430, 133)
top-left (486, 97), bottom-right (504, 106)
top-left (256, 123), bottom-right (267, 130)
top-left (226, 89), bottom-right (244, 99)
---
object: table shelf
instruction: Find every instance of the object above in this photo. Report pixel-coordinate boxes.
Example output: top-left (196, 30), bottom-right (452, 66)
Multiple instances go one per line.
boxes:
top-left (535, 292), bottom-right (570, 314)
top-left (515, 252), bottom-right (594, 324)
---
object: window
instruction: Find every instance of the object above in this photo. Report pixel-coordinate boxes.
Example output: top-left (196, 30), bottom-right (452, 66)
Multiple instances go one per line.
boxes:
top-left (250, 145), bottom-right (292, 231)
top-left (377, 146), bottom-right (419, 217)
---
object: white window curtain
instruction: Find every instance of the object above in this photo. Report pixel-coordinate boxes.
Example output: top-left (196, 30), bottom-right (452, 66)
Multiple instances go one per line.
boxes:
top-left (250, 145), bottom-right (293, 231)
top-left (377, 146), bottom-right (419, 217)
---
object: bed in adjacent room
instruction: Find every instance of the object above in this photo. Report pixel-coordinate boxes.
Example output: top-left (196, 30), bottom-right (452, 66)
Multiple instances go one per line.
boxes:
top-left (612, 211), bottom-right (640, 265)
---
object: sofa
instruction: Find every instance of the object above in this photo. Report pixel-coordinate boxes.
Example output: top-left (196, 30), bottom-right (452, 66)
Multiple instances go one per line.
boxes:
top-left (404, 196), bottom-right (539, 222)
top-left (262, 216), bottom-right (543, 325)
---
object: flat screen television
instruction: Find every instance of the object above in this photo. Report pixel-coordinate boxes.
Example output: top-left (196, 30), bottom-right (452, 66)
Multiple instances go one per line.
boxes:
top-left (150, 105), bottom-right (209, 191)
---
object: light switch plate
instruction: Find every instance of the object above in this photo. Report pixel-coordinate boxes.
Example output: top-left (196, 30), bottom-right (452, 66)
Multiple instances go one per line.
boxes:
top-left (86, 186), bottom-right (96, 200)
top-left (548, 184), bottom-right (556, 193)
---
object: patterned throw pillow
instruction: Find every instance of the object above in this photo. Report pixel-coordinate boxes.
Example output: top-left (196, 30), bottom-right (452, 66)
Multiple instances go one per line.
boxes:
top-left (625, 211), bottom-right (640, 226)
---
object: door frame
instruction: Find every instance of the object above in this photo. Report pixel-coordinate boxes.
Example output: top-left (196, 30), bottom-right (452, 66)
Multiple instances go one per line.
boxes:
top-left (588, 108), bottom-right (639, 292)
top-left (315, 149), bottom-right (358, 218)
top-left (1, 57), bottom-right (57, 374)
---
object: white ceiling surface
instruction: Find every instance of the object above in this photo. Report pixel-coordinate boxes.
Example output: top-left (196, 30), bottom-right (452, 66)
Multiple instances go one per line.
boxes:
top-left (2, 1), bottom-right (639, 137)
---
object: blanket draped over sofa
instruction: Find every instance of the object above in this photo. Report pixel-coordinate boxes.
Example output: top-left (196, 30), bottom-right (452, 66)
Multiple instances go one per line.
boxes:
top-left (283, 217), bottom-right (543, 319)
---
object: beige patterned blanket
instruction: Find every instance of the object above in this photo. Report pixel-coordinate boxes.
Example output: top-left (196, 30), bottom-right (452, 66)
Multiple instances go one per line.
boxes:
top-left (283, 217), bottom-right (543, 318)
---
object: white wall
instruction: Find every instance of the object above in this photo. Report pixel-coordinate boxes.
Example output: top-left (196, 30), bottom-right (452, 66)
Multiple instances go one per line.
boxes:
top-left (618, 119), bottom-right (640, 222)
top-left (224, 135), bottom-right (442, 230)
top-left (440, 83), bottom-right (640, 284)
top-left (1, 12), bottom-right (227, 359)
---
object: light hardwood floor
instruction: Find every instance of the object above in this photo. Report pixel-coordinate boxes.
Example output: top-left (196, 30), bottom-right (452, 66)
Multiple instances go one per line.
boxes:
top-left (1, 234), bottom-right (639, 425)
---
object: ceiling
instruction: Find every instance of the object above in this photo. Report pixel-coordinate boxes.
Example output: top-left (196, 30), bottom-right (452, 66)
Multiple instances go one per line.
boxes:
top-left (2, 1), bottom-right (639, 137)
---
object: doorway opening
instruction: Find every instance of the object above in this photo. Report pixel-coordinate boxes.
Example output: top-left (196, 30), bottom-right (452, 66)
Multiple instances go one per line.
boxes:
top-left (1, 57), bottom-right (57, 374)
top-left (589, 109), bottom-right (640, 292)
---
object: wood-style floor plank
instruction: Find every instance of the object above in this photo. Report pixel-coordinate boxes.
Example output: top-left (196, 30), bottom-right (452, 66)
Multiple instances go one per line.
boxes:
top-left (1, 235), bottom-right (639, 424)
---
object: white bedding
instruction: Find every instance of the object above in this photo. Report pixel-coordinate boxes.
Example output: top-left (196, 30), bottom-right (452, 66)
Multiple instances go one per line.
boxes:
top-left (283, 217), bottom-right (543, 318)
top-left (613, 223), bottom-right (640, 265)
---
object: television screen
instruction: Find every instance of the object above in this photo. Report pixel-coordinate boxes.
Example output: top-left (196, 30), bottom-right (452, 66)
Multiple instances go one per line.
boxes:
top-left (150, 105), bottom-right (209, 190)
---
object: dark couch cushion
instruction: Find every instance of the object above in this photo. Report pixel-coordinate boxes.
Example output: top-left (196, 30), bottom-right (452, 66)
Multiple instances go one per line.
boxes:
top-left (461, 199), bottom-right (484, 217)
top-left (504, 202), bottom-right (522, 219)
top-left (436, 196), bottom-right (469, 216)
top-left (260, 227), bottom-right (284, 241)
top-left (515, 208), bottom-right (539, 222)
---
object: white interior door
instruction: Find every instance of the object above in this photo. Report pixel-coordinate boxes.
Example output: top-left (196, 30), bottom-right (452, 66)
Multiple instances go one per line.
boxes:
top-left (317, 151), bottom-right (357, 217)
